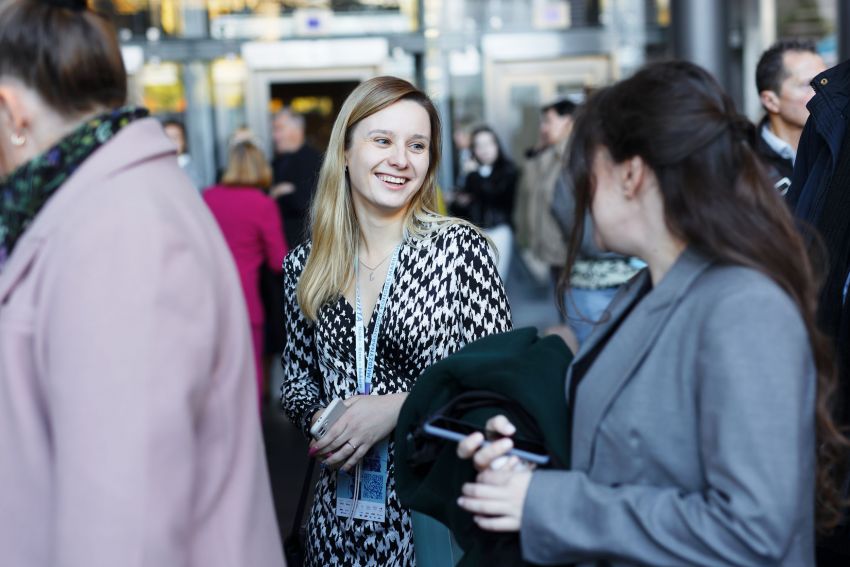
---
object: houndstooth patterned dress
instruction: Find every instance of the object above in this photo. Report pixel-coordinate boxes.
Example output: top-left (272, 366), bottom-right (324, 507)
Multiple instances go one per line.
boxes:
top-left (281, 223), bottom-right (512, 566)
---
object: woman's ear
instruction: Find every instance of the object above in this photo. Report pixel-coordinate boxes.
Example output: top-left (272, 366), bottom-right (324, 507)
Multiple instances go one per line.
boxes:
top-left (621, 155), bottom-right (647, 199)
top-left (0, 82), bottom-right (30, 137)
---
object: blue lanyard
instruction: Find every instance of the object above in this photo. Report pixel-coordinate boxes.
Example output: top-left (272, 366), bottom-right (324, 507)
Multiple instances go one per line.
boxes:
top-left (354, 244), bottom-right (402, 395)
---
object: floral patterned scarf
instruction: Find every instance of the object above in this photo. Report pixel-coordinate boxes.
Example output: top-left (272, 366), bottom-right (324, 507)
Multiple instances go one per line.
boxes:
top-left (0, 106), bottom-right (149, 270)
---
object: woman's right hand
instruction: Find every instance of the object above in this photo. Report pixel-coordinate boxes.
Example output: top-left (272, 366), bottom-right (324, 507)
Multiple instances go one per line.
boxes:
top-left (457, 415), bottom-right (518, 471)
top-left (456, 415), bottom-right (532, 533)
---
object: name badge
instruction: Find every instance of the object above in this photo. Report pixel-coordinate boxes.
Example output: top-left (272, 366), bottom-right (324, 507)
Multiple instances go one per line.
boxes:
top-left (335, 439), bottom-right (389, 522)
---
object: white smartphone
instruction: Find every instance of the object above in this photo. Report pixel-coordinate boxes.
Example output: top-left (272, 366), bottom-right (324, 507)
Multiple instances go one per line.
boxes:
top-left (423, 416), bottom-right (551, 466)
top-left (310, 398), bottom-right (348, 440)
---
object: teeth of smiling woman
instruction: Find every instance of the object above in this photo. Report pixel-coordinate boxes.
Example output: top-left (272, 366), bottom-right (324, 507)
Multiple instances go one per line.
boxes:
top-left (378, 174), bottom-right (406, 185)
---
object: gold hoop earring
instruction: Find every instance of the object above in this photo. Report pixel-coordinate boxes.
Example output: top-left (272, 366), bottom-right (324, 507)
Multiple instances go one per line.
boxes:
top-left (10, 132), bottom-right (25, 147)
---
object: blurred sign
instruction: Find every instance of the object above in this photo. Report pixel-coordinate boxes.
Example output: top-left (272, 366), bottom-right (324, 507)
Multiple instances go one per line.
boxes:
top-left (242, 38), bottom-right (388, 69)
top-left (533, 0), bottom-right (571, 30)
top-left (212, 12), bottom-right (413, 39)
top-left (294, 8), bottom-right (333, 36)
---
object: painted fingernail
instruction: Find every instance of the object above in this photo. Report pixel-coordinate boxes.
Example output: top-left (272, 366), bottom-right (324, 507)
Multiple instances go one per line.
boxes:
top-left (308, 447), bottom-right (318, 457)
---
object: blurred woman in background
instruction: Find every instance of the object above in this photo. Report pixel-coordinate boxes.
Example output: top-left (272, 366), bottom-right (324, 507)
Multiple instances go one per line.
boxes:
top-left (204, 139), bottom-right (288, 403)
top-left (452, 125), bottom-right (518, 278)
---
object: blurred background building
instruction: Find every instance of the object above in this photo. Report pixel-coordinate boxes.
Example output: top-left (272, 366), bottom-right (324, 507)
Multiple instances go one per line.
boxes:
top-left (104, 0), bottom-right (841, 194)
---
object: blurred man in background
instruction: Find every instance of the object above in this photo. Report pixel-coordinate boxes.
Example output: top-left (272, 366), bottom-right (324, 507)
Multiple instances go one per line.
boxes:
top-left (755, 39), bottom-right (825, 194)
top-left (269, 109), bottom-right (321, 249)
top-left (513, 99), bottom-right (576, 285)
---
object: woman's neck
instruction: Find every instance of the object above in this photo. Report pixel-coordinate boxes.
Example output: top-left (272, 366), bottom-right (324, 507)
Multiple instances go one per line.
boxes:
top-left (23, 107), bottom-right (105, 166)
top-left (642, 236), bottom-right (687, 286)
top-left (357, 209), bottom-right (405, 259)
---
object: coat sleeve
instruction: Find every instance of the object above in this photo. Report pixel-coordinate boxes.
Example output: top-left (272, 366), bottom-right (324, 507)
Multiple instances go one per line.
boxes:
top-left (41, 196), bottom-right (273, 566)
top-left (279, 251), bottom-right (325, 436)
top-left (520, 285), bottom-right (816, 566)
top-left (261, 196), bottom-right (288, 271)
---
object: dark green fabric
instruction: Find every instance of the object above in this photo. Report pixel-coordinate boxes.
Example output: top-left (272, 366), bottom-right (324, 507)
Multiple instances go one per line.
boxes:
top-left (395, 327), bottom-right (573, 567)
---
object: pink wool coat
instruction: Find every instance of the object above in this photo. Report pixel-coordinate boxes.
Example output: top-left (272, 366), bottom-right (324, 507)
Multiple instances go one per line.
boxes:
top-left (203, 185), bottom-right (288, 325)
top-left (0, 119), bottom-right (285, 567)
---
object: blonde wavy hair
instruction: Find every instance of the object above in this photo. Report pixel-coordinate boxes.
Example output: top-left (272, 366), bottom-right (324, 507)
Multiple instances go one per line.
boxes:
top-left (297, 76), bottom-right (469, 321)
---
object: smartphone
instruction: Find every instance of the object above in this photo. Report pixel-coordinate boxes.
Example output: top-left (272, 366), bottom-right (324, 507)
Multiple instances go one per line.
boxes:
top-left (423, 416), bottom-right (551, 466)
top-left (310, 398), bottom-right (348, 440)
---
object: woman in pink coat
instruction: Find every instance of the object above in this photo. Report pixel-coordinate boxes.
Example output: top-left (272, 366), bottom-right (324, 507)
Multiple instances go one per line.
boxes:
top-left (204, 140), bottom-right (289, 399)
top-left (0, 1), bottom-right (285, 565)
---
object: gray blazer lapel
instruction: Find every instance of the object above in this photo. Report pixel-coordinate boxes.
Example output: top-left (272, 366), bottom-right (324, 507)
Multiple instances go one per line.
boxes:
top-left (569, 248), bottom-right (713, 471)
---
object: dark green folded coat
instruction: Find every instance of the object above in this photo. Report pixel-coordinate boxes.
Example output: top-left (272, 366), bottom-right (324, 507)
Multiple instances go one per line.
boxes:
top-left (395, 327), bottom-right (573, 566)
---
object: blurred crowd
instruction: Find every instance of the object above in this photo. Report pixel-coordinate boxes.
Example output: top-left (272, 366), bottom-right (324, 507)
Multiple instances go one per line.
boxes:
top-left (4, 1), bottom-right (850, 567)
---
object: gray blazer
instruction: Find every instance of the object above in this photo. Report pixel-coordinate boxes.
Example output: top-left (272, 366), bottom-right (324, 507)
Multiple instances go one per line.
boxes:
top-left (520, 248), bottom-right (816, 566)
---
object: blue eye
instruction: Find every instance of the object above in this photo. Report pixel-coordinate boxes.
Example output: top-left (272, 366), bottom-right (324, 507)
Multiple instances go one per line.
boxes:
top-left (374, 137), bottom-right (391, 145)
top-left (410, 143), bottom-right (426, 152)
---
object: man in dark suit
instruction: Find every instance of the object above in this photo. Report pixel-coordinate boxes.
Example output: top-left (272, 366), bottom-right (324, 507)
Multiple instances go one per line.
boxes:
top-left (270, 109), bottom-right (322, 249)
top-left (788, 58), bottom-right (850, 566)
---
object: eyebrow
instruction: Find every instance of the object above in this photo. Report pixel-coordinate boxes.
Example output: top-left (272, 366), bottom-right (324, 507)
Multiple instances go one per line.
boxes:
top-left (367, 129), bottom-right (430, 142)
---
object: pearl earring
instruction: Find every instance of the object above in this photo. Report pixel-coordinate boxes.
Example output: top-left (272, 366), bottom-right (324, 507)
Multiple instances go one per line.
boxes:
top-left (10, 132), bottom-right (25, 147)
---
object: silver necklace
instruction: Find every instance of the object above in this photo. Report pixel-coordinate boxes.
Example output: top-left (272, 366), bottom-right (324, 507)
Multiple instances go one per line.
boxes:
top-left (359, 251), bottom-right (393, 281)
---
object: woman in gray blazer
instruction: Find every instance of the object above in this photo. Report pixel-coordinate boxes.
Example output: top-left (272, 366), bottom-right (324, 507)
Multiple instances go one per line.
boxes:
top-left (455, 61), bottom-right (848, 566)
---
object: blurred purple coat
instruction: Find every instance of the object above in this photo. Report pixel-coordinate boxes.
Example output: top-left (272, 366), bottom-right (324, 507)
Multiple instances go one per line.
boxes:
top-left (0, 119), bottom-right (285, 567)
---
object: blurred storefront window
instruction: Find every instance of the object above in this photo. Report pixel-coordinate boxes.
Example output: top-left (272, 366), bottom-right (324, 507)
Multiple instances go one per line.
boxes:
top-left (212, 56), bottom-right (248, 167)
top-left (777, 0), bottom-right (836, 64)
top-left (140, 61), bottom-right (185, 113)
top-left (95, 0), bottom-right (418, 38)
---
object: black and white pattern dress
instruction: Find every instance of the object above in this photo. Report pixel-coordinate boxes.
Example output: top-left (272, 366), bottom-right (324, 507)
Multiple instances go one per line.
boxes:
top-left (281, 223), bottom-right (512, 567)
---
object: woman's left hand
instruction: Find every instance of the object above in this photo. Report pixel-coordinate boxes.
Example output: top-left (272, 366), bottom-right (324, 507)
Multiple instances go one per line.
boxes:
top-left (310, 393), bottom-right (407, 472)
top-left (457, 467), bottom-right (533, 532)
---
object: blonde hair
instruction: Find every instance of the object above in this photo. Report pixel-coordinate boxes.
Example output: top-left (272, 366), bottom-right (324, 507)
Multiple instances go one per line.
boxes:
top-left (297, 76), bottom-right (472, 321)
top-left (221, 140), bottom-right (272, 189)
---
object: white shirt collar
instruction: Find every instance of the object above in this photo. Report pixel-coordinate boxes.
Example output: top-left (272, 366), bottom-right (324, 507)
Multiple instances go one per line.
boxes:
top-left (760, 123), bottom-right (796, 165)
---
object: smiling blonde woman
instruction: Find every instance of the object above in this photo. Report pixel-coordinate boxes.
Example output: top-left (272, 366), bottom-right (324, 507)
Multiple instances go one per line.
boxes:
top-left (280, 76), bottom-right (512, 566)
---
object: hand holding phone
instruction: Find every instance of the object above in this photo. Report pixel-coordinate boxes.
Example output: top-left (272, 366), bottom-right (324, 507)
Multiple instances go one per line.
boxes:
top-left (423, 415), bottom-right (550, 466)
top-left (310, 398), bottom-right (348, 440)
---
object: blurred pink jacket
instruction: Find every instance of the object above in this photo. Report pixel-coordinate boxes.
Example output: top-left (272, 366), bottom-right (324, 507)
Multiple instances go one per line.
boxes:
top-left (203, 185), bottom-right (288, 324)
top-left (0, 119), bottom-right (285, 567)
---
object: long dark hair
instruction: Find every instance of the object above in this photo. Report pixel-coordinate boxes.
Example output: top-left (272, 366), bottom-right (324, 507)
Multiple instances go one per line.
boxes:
top-left (564, 60), bottom-right (847, 531)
